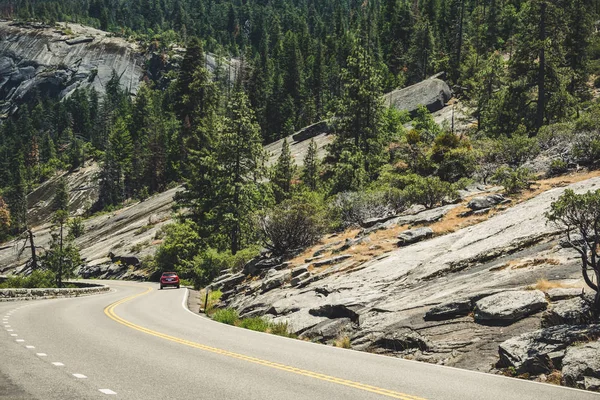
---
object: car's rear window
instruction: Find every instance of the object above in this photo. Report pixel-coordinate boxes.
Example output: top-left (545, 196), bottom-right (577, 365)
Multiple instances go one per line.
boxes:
top-left (162, 273), bottom-right (177, 277)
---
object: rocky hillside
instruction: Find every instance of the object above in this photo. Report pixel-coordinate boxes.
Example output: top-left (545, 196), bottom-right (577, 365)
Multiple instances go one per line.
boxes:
top-left (0, 21), bottom-right (144, 116)
top-left (206, 172), bottom-right (599, 390)
top-left (0, 20), bottom-right (238, 117)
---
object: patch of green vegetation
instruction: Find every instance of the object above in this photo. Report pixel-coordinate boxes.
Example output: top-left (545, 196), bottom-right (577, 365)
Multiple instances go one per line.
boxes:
top-left (0, 270), bottom-right (76, 289)
top-left (209, 307), bottom-right (296, 338)
top-left (211, 308), bottom-right (239, 325)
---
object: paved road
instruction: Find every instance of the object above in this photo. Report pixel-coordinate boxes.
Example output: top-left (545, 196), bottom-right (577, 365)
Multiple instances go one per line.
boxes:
top-left (0, 281), bottom-right (598, 400)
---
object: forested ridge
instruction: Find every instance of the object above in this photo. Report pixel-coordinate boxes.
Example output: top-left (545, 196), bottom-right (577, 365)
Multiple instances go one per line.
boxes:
top-left (1, 0), bottom-right (600, 288)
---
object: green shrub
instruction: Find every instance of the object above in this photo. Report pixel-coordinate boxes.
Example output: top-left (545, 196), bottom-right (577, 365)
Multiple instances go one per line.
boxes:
top-left (572, 130), bottom-right (600, 165)
top-left (257, 197), bottom-right (326, 255)
top-left (68, 217), bottom-right (85, 238)
top-left (547, 159), bottom-right (568, 177)
top-left (403, 175), bottom-right (457, 209)
top-left (239, 317), bottom-right (270, 332)
top-left (191, 246), bottom-right (259, 289)
top-left (492, 166), bottom-right (534, 194)
top-left (153, 221), bottom-right (201, 278)
top-left (211, 308), bottom-right (239, 325)
top-left (268, 321), bottom-right (295, 338)
top-left (0, 270), bottom-right (56, 289)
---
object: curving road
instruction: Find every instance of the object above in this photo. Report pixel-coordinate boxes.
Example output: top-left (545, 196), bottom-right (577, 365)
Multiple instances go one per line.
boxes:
top-left (0, 281), bottom-right (598, 400)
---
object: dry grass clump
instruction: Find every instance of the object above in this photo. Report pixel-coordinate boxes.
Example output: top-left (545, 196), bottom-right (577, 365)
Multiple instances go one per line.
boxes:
top-left (528, 278), bottom-right (579, 292)
top-left (546, 370), bottom-right (563, 386)
top-left (334, 336), bottom-right (352, 348)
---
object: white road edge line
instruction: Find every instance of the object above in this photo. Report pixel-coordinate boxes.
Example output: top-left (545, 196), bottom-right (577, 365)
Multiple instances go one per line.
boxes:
top-left (99, 389), bottom-right (117, 395)
top-left (52, 362), bottom-right (64, 366)
top-left (73, 374), bottom-right (87, 379)
top-left (178, 288), bottom-right (599, 397)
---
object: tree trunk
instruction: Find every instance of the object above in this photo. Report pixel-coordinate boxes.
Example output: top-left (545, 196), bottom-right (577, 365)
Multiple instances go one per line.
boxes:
top-left (454, 0), bottom-right (465, 81)
top-left (27, 229), bottom-right (37, 270)
top-left (536, 2), bottom-right (547, 131)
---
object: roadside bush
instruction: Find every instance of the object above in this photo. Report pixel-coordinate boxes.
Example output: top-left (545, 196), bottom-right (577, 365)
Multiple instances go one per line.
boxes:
top-left (211, 308), bottom-right (239, 325)
top-left (268, 321), bottom-right (295, 338)
top-left (492, 166), bottom-right (534, 194)
top-left (0, 270), bottom-right (56, 289)
top-left (258, 197), bottom-right (325, 255)
top-left (153, 221), bottom-right (201, 278)
top-left (403, 175), bottom-right (457, 209)
top-left (191, 247), bottom-right (259, 289)
top-left (239, 317), bottom-right (270, 332)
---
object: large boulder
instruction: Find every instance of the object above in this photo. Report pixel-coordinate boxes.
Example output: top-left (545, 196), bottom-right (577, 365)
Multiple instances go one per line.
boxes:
top-left (467, 194), bottom-right (506, 211)
top-left (397, 227), bottom-right (434, 246)
top-left (261, 270), bottom-right (290, 293)
top-left (383, 78), bottom-right (452, 116)
top-left (541, 296), bottom-right (593, 327)
top-left (474, 290), bottom-right (547, 324)
top-left (562, 341), bottom-right (600, 389)
top-left (425, 299), bottom-right (472, 321)
top-left (546, 287), bottom-right (584, 301)
top-left (300, 318), bottom-right (353, 341)
top-left (498, 324), bottom-right (600, 374)
top-left (370, 328), bottom-right (431, 352)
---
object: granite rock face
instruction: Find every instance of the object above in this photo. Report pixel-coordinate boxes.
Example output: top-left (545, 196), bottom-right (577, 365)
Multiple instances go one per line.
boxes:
top-left (474, 290), bottom-right (547, 324)
top-left (383, 78), bottom-right (452, 116)
top-left (498, 325), bottom-right (600, 374)
top-left (562, 341), bottom-right (600, 389)
top-left (0, 21), bottom-right (144, 115)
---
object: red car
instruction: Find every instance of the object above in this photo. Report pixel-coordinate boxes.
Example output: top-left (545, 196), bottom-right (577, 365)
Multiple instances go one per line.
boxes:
top-left (159, 272), bottom-right (180, 289)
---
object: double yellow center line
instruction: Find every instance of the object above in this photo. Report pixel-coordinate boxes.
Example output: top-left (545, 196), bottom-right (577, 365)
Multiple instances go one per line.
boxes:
top-left (104, 286), bottom-right (427, 400)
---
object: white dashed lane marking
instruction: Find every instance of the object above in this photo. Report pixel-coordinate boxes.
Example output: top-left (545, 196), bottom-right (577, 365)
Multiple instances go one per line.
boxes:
top-left (73, 374), bottom-right (87, 379)
top-left (99, 389), bottom-right (117, 395)
top-left (6, 329), bottom-right (13, 331)
top-left (10, 334), bottom-right (17, 337)
top-left (15, 339), bottom-right (24, 343)
top-left (36, 353), bottom-right (47, 357)
top-left (52, 362), bottom-right (64, 367)
top-left (25, 345), bottom-right (35, 349)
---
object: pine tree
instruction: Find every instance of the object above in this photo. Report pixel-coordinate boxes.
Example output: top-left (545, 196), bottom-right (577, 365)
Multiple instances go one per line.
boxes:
top-left (213, 88), bottom-right (267, 254)
top-left (302, 138), bottom-right (320, 191)
top-left (271, 138), bottom-right (296, 203)
top-left (52, 177), bottom-right (69, 212)
top-left (330, 37), bottom-right (388, 181)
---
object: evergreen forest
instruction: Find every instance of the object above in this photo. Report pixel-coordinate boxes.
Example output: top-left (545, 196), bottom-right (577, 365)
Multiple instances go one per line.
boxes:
top-left (1, 0), bottom-right (600, 288)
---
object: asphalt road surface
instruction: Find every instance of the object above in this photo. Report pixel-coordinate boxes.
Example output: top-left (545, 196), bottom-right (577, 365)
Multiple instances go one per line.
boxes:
top-left (1, 281), bottom-right (598, 400)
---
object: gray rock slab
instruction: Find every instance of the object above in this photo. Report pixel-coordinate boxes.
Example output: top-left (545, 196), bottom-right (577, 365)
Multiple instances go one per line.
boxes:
top-left (562, 341), bottom-right (600, 388)
top-left (542, 297), bottom-right (593, 327)
top-left (425, 299), bottom-right (472, 321)
top-left (396, 204), bottom-right (459, 226)
top-left (291, 272), bottom-right (311, 287)
top-left (498, 324), bottom-right (600, 374)
top-left (547, 287), bottom-right (584, 301)
top-left (300, 318), bottom-right (352, 341)
top-left (474, 290), bottom-right (547, 325)
top-left (467, 194), bottom-right (506, 211)
top-left (383, 78), bottom-right (452, 115)
top-left (311, 255), bottom-right (352, 267)
top-left (397, 227), bottom-right (434, 246)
